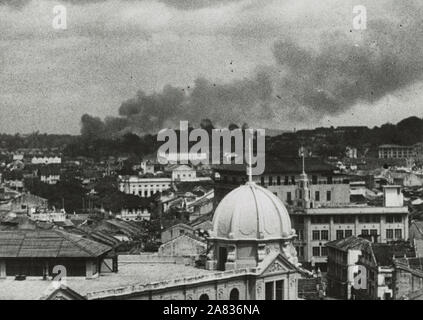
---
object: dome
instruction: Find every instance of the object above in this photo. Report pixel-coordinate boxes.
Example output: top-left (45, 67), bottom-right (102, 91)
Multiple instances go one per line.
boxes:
top-left (211, 182), bottom-right (295, 241)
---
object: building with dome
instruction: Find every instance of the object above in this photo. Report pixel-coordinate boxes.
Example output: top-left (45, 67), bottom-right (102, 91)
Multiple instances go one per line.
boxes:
top-left (0, 180), bottom-right (310, 300)
top-left (207, 181), bottom-right (299, 272)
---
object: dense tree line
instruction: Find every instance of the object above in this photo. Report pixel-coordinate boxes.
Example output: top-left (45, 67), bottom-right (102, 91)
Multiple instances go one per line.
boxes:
top-left (1, 116), bottom-right (422, 160)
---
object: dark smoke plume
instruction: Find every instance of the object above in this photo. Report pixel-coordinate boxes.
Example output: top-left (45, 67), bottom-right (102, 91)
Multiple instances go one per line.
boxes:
top-left (81, 1), bottom-right (423, 137)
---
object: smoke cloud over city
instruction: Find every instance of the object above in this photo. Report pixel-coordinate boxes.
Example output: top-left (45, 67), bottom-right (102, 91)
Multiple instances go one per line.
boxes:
top-left (1, 0), bottom-right (423, 134)
top-left (78, 0), bottom-right (423, 137)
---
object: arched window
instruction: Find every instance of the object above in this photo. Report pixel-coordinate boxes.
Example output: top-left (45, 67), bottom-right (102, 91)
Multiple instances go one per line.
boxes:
top-left (199, 294), bottom-right (209, 300)
top-left (229, 288), bottom-right (239, 300)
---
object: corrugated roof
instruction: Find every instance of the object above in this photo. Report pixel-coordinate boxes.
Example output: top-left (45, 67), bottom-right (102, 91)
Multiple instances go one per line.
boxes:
top-left (0, 229), bottom-right (111, 258)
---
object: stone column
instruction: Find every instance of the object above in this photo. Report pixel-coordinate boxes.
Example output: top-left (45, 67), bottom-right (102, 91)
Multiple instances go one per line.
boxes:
top-left (255, 279), bottom-right (265, 300)
top-left (0, 260), bottom-right (6, 278)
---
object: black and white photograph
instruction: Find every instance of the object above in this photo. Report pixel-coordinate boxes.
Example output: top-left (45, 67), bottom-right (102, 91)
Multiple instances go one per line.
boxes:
top-left (1, 0), bottom-right (423, 305)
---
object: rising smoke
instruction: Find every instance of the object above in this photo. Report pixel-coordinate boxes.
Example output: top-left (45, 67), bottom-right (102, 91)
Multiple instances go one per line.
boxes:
top-left (80, 0), bottom-right (423, 137)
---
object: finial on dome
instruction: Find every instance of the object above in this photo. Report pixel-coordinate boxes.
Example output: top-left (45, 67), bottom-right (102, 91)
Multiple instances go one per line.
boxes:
top-left (247, 137), bottom-right (253, 183)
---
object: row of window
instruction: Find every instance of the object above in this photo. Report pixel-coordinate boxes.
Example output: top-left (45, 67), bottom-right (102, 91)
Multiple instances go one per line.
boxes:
top-left (222, 175), bottom-right (340, 186)
top-left (312, 246), bottom-right (328, 257)
top-left (386, 229), bottom-right (402, 239)
top-left (265, 280), bottom-right (284, 300)
top-left (309, 215), bottom-right (403, 225)
top-left (311, 228), bottom-right (403, 242)
top-left (312, 230), bottom-right (329, 241)
top-left (385, 215), bottom-right (403, 223)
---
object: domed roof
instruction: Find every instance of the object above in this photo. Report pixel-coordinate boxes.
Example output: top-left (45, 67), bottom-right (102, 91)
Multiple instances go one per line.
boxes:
top-left (211, 182), bottom-right (295, 241)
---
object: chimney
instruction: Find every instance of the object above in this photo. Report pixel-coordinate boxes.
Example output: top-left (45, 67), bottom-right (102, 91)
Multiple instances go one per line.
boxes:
top-left (383, 185), bottom-right (404, 207)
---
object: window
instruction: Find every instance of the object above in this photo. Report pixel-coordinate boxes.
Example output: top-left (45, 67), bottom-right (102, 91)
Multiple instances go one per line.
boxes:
top-left (269, 176), bottom-right (273, 186)
top-left (386, 215), bottom-right (401, 223)
top-left (334, 216), bottom-right (355, 224)
top-left (362, 229), bottom-right (369, 236)
top-left (336, 230), bottom-right (344, 240)
top-left (287, 192), bottom-right (292, 203)
top-left (315, 191), bottom-right (320, 202)
top-left (265, 280), bottom-right (284, 300)
top-left (326, 191), bottom-right (332, 202)
top-left (275, 280), bottom-right (284, 300)
top-left (229, 288), bottom-right (239, 300)
top-left (345, 230), bottom-right (353, 238)
top-left (312, 230), bottom-right (320, 241)
top-left (386, 229), bottom-right (394, 239)
top-left (284, 176), bottom-right (289, 185)
top-left (199, 294), bottom-right (209, 300)
top-left (321, 246), bottom-right (328, 256)
top-left (265, 282), bottom-right (274, 300)
top-left (277, 176), bottom-right (281, 185)
top-left (312, 247), bottom-right (320, 257)
top-left (370, 229), bottom-right (377, 236)
top-left (321, 230), bottom-right (329, 240)
top-left (261, 177), bottom-right (265, 185)
top-left (395, 229), bottom-right (402, 239)
top-left (311, 216), bottom-right (330, 224)
top-left (371, 215), bottom-right (380, 223)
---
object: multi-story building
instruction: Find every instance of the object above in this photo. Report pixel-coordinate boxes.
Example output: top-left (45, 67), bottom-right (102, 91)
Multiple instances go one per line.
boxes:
top-left (215, 157), bottom-right (410, 270)
top-left (169, 164), bottom-right (197, 181)
top-left (378, 143), bottom-right (423, 159)
top-left (118, 175), bottom-right (172, 198)
top-left (292, 184), bottom-right (409, 270)
top-left (214, 157), bottom-right (350, 208)
top-left (326, 236), bottom-right (370, 299)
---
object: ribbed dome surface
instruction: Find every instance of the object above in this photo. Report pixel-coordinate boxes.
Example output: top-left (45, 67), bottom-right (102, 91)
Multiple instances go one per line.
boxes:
top-left (212, 182), bottom-right (295, 240)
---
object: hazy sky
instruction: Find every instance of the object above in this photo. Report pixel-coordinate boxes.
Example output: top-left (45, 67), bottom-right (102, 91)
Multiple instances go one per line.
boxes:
top-left (1, 0), bottom-right (423, 134)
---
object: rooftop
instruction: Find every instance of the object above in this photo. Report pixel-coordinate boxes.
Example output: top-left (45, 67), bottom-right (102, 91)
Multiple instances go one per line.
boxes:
top-left (303, 206), bottom-right (408, 215)
top-left (326, 236), bottom-right (370, 252)
top-left (0, 229), bottom-right (112, 258)
top-left (214, 156), bottom-right (335, 175)
top-left (0, 255), bottom-right (213, 300)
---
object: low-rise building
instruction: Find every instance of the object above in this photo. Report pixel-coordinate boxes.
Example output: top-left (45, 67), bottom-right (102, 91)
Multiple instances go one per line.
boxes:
top-left (29, 208), bottom-right (67, 222)
top-left (170, 164), bottom-right (197, 182)
top-left (355, 241), bottom-right (415, 300)
top-left (116, 207), bottom-right (151, 221)
top-left (31, 156), bottom-right (62, 165)
top-left (326, 236), bottom-right (369, 299)
top-left (118, 175), bottom-right (172, 198)
top-left (0, 229), bottom-right (113, 280)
